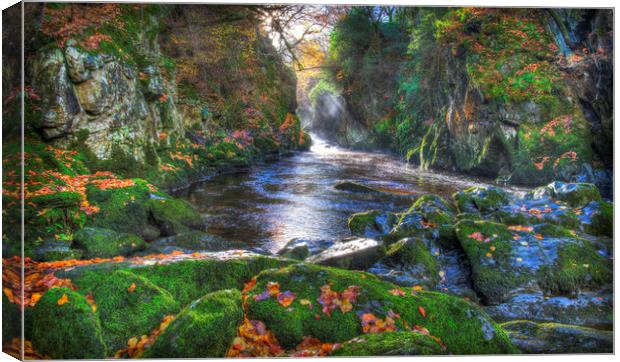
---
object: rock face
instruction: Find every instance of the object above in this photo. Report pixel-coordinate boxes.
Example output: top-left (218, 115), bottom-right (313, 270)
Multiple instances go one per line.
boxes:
top-left (321, 8), bottom-right (612, 190)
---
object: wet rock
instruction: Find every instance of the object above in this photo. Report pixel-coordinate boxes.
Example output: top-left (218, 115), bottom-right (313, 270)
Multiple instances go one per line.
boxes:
top-left (144, 289), bottom-right (243, 358)
top-left (528, 181), bottom-right (602, 207)
top-left (501, 320), bottom-right (612, 353)
top-left (485, 290), bottom-right (613, 328)
top-left (374, 238), bottom-right (438, 287)
top-left (146, 231), bottom-right (245, 254)
top-left (387, 195), bottom-right (455, 244)
top-left (334, 181), bottom-right (381, 193)
top-left (147, 198), bottom-right (204, 236)
top-left (453, 186), bottom-right (510, 213)
top-left (586, 201), bottom-right (613, 237)
top-left (246, 263), bottom-right (518, 354)
top-left (34, 240), bottom-right (83, 261)
top-left (331, 331), bottom-right (444, 356)
top-left (348, 210), bottom-right (398, 238)
top-left (277, 238), bottom-right (334, 260)
top-left (455, 219), bottom-right (612, 304)
top-left (73, 227), bottom-right (146, 259)
top-left (305, 237), bottom-right (385, 270)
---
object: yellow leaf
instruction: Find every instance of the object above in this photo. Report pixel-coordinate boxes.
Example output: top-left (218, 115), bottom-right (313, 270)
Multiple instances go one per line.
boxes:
top-left (485, 252), bottom-right (493, 258)
top-left (57, 293), bottom-right (69, 306)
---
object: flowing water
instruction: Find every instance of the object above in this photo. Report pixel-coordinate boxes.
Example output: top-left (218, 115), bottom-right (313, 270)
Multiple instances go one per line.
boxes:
top-left (178, 135), bottom-right (516, 253)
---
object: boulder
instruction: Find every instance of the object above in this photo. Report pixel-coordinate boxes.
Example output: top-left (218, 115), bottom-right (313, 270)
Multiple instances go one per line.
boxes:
top-left (31, 288), bottom-right (107, 359)
top-left (501, 320), bottom-right (612, 353)
top-left (144, 290), bottom-right (244, 358)
top-left (73, 227), bottom-right (145, 258)
top-left (334, 181), bottom-right (381, 193)
top-left (71, 270), bottom-right (179, 352)
top-left (246, 263), bottom-right (518, 354)
top-left (387, 195), bottom-right (455, 243)
top-left (453, 186), bottom-right (510, 213)
top-left (348, 210), bottom-right (398, 238)
top-left (147, 198), bottom-right (204, 236)
top-left (528, 182), bottom-right (602, 207)
top-left (455, 220), bottom-right (612, 304)
top-left (277, 238), bottom-right (334, 260)
top-left (305, 237), bottom-right (385, 270)
top-left (146, 231), bottom-right (245, 254)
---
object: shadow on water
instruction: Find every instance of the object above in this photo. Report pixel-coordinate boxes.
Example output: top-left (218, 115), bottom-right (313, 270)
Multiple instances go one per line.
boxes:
top-left (177, 135), bottom-right (523, 253)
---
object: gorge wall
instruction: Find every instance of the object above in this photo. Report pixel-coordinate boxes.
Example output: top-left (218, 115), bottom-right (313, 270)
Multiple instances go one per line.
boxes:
top-left (312, 8), bottom-right (612, 193)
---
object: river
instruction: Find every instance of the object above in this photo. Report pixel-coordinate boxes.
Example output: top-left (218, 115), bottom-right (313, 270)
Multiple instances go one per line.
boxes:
top-left (177, 135), bottom-right (516, 253)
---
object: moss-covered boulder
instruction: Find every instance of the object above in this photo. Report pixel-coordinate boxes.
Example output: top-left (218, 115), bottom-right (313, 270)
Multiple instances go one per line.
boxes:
top-left (453, 186), bottom-right (510, 214)
top-left (388, 195), bottom-right (455, 243)
top-left (331, 331), bottom-right (444, 356)
top-left (588, 201), bottom-right (612, 237)
top-left (335, 181), bottom-right (381, 193)
top-left (147, 197), bottom-right (203, 236)
top-left (305, 237), bottom-right (385, 270)
top-left (455, 220), bottom-right (612, 304)
top-left (146, 231), bottom-right (245, 254)
top-left (501, 320), bottom-right (612, 353)
top-left (31, 288), bottom-right (107, 359)
top-left (144, 289), bottom-right (244, 358)
top-left (348, 210), bottom-right (398, 238)
top-left (529, 182), bottom-right (602, 207)
top-left (71, 270), bottom-right (179, 352)
top-left (378, 238), bottom-right (438, 287)
top-left (73, 227), bottom-right (145, 258)
top-left (246, 263), bottom-right (517, 354)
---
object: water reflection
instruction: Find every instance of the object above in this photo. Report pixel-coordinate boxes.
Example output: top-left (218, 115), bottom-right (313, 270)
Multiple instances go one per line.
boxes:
top-left (179, 135), bottom-right (519, 253)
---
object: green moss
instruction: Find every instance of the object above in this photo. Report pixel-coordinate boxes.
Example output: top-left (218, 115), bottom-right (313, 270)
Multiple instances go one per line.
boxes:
top-left (146, 197), bottom-right (203, 236)
top-left (589, 201), bottom-right (612, 237)
top-left (454, 220), bottom-right (523, 304)
top-left (384, 238), bottom-right (438, 284)
top-left (553, 183), bottom-right (602, 207)
top-left (31, 288), bottom-right (106, 359)
top-left (71, 270), bottom-right (179, 352)
top-left (144, 289), bottom-right (243, 358)
top-left (348, 210), bottom-right (397, 236)
top-left (453, 186), bottom-right (509, 213)
top-left (537, 240), bottom-right (612, 294)
top-left (331, 331), bottom-right (444, 356)
top-left (247, 263), bottom-right (517, 354)
top-left (73, 227), bottom-right (146, 258)
top-left (124, 257), bottom-right (293, 307)
top-left (388, 195), bottom-right (454, 243)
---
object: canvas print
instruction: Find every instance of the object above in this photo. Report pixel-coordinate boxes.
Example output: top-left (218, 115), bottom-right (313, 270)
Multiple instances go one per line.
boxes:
top-left (1, 3), bottom-right (614, 359)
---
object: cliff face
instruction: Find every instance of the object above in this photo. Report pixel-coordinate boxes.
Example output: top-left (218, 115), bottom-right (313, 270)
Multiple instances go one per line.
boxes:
top-left (318, 8), bottom-right (612, 192)
top-left (11, 4), bottom-right (302, 184)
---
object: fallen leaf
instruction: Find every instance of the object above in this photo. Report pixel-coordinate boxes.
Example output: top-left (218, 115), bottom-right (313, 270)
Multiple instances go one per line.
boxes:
top-left (388, 288), bottom-right (406, 296)
top-left (57, 293), bottom-right (69, 306)
top-left (418, 306), bottom-right (426, 317)
top-left (128, 283), bottom-right (136, 293)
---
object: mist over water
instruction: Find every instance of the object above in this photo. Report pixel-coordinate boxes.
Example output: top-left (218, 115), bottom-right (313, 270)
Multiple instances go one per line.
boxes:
top-left (179, 134), bottom-right (520, 253)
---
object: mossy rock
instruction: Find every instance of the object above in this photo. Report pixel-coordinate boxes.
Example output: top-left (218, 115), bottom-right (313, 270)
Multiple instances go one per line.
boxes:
top-left (246, 263), bottom-right (517, 354)
top-left (382, 238), bottom-right (438, 283)
top-left (331, 331), bottom-right (444, 356)
top-left (144, 289), bottom-right (244, 358)
top-left (335, 181), bottom-right (381, 193)
top-left (86, 180), bottom-right (153, 236)
top-left (305, 237), bottom-right (385, 270)
top-left (71, 270), bottom-right (179, 352)
top-left (73, 227), bottom-right (145, 258)
top-left (455, 220), bottom-right (612, 302)
top-left (31, 288), bottom-right (107, 359)
top-left (501, 320), bottom-right (612, 353)
top-left (2, 292), bottom-right (20, 346)
top-left (348, 210), bottom-right (398, 238)
top-left (550, 182), bottom-right (602, 207)
top-left (454, 220), bottom-right (521, 304)
top-left (147, 197), bottom-right (203, 236)
top-left (453, 186), bottom-right (510, 214)
top-left (29, 191), bottom-right (82, 208)
top-left (146, 231), bottom-right (245, 253)
top-left (588, 201), bottom-right (612, 237)
top-left (411, 194), bottom-right (454, 214)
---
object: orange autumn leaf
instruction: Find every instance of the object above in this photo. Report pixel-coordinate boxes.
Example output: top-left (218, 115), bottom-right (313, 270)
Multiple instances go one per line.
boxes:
top-left (418, 306), bottom-right (426, 317)
top-left (57, 293), bottom-right (69, 306)
top-left (535, 233), bottom-right (544, 240)
top-left (128, 283), bottom-right (136, 293)
top-left (388, 288), bottom-right (406, 296)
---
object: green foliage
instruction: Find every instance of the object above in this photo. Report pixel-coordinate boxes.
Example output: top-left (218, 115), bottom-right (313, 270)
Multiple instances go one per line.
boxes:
top-left (308, 79), bottom-right (339, 104)
top-left (32, 288), bottom-right (107, 359)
